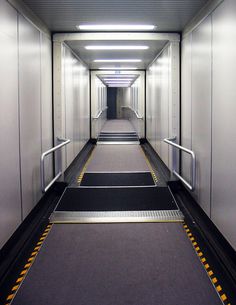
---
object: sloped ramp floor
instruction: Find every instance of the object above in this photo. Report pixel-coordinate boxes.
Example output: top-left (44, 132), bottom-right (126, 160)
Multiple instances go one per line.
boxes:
top-left (11, 223), bottom-right (222, 305)
top-left (101, 119), bottom-right (135, 133)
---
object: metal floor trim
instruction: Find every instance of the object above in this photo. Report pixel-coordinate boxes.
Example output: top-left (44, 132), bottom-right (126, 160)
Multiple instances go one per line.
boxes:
top-left (78, 185), bottom-right (156, 189)
top-left (97, 141), bottom-right (140, 145)
top-left (85, 171), bottom-right (151, 174)
top-left (50, 210), bottom-right (184, 223)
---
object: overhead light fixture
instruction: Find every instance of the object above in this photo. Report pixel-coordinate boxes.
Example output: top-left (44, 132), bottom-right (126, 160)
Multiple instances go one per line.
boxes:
top-left (98, 67), bottom-right (138, 70)
top-left (106, 80), bottom-right (130, 82)
top-left (94, 59), bottom-right (141, 63)
top-left (108, 85), bottom-right (130, 88)
top-left (77, 25), bottom-right (156, 31)
top-left (106, 82), bottom-right (131, 84)
top-left (103, 78), bottom-right (133, 81)
top-left (85, 45), bottom-right (149, 50)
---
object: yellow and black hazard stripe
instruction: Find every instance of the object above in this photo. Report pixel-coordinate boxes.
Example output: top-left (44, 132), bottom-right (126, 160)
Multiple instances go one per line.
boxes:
top-left (183, 223), bottom-right (231, 305)
top-left (5, 224), bottom-right (53, 305)
top-left (140, 147), bottom-right (158, 185)
top-left (77, 147), bottom-right (95, 185)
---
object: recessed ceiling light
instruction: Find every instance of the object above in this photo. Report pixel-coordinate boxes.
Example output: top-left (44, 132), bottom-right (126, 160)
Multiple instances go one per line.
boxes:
top-left (106, 82), bottom-right (130, 83)
top-left (77, 25), bottom-right (156, 31)
top-left (94, 59), bottom-right (141, 63)
top-left (106, 79), bottom-right (131, 81)
top-left (108, 85), bottom-right (130, 87)
top-left (85, 45), bottom-right (149, 50)
top-left (103, 78), bottom-right (133, 81)
top-left (98, 67), bottom-right (138, 70)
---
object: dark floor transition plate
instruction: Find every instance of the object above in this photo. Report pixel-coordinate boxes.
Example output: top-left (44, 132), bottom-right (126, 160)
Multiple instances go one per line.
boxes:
top-left (54, 186), bottom-right (178, 212)
top-left (80, 172), bottom-right (155, 186)
top-left (98, 137), bottom-right (139, 142)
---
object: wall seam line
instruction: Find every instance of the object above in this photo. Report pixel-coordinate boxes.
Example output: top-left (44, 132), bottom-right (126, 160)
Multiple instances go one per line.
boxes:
top-left (17, 13), bottom-right (23, 222)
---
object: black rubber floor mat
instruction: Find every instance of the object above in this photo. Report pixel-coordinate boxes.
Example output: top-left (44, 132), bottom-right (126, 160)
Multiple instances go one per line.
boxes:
top-left (55, 186), bottom-right (178, 211)
top-left (80, 172), bottom-right (155, 186)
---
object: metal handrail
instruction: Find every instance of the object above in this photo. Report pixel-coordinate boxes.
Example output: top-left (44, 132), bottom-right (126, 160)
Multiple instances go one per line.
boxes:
top-left (40, 137), bottom-right (71, 193)
top-left (121, 106), bottom-right (143, 119)
top-left (164, 136), bottom-right (196, 191)
top-left (92, 107), bottom-right (108, 120)
top-left (134, 110), bottom-right (143, 120)
top-left (92, 110), bottom-right (102, 120)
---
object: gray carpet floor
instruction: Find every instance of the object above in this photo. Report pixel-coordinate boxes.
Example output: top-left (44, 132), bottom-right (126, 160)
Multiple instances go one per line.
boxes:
top-left (86, 145), bottom-right (150, 173)
top-left (12, 223), bottom-right (222, 305)
top-left (101, 119), bottom-right (135, 133)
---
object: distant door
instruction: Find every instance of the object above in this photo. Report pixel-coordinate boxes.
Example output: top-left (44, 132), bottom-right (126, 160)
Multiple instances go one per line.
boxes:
top-left (107, 88), bottom-right (117, 119)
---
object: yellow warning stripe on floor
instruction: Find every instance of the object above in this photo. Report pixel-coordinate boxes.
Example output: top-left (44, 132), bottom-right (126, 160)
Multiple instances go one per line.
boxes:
top-left (5, 224), bottom-right (53, 305)
top-left (140, 147), bottom-right (158, 184)
top-left (183, 223), bottom-right (231, 305)
top-left (77, 147), bottom-right (95, 185)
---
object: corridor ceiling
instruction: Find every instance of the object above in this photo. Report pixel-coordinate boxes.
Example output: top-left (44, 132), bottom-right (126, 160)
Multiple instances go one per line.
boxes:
top-left (22, 0), bottom-right (208, 33)
top-left (66, 39), bottom-right (168, 70)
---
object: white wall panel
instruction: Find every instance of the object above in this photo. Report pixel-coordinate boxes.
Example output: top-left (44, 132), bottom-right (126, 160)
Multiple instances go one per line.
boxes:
top-left (0, 1), bottom-right (53, 248)
top-left (0, 0), bottom-right (21, 248)
top-left (146, 43), bottom-right (179, 170)
top-left (59, 44), bottom-right (90, 167)
top-left (191, 16), bottom-right (212, 216)
top-left (64, 47), bottom-right (75, 167)
top-left (181, 0), bottom-right (236, 250)
top-left (41, 34), bottom-right (53, 185)
top-left (19, 15), bottom-right (41, 219)
top-left (211, 0), bottom-right (236, 249)
top-left (73, 62), bottom-right (81, 155)
top-left (91, 73), bottom-right (107, 138)
top-left (160, 48), bottom-right (170, 166)
top-left (181, 35), bottom-right (192, 183)
top-left (130, 73), bottom-right (145, 137)
top-left (155, 59), bottom-right (161, 155)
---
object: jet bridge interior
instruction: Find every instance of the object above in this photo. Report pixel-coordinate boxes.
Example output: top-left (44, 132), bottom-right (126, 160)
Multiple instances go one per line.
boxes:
top-left (0, 0), bottom-right (236, 304)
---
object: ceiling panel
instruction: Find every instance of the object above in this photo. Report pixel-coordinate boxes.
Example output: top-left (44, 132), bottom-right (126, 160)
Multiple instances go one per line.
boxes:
top-left (66, 39), bottom-right (168, 69)
top-left (22, 0), bottom-right (208, 32)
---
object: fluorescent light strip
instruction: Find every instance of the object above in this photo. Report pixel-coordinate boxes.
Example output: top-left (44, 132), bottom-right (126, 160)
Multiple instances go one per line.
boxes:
top-left (103, 78), bottom-right (133, 81)
top-left (94, 59), bottom-right (141, 63)
top-left (85, 45), bottom-right (149, 50)
top-left (108, 85), bottom-right (130, 87)
top-left (77, 25), bottom-right (155, 31)
top-left (98, 67), bottom-right (138, 70)
top-left (105, 81), bottom-right (131, 83)
top-left (106, 83), bottom-right (130, 84)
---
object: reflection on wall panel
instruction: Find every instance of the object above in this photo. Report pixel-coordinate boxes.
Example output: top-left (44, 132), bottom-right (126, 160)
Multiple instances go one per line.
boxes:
top-left (19, 15), bottom-right (42, 219)
top-left (191, 16), bottom-right (212, 216)
top-left (41, 35), bottom-right (53, 186)
top-left (146, 43), bottom-right (179, 170)
top-left (62, 44), bottom-right (90, 167)
top-left (181, 35), bottom-right (192, 184)
top-left (64, 47), bottom-right (75, 167)
top-left (211, 0), bottom-right (236, 249)
top-left (0, 1), bottom-right (21, 248)
top-left (91, 73), bottom-right (107, 138)
top-left (181, 0), bottom-right (236, 249)
top-left (129, 74), bottom-right (145, 138)
top-left (0, 1), bottom-right (53, 248)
